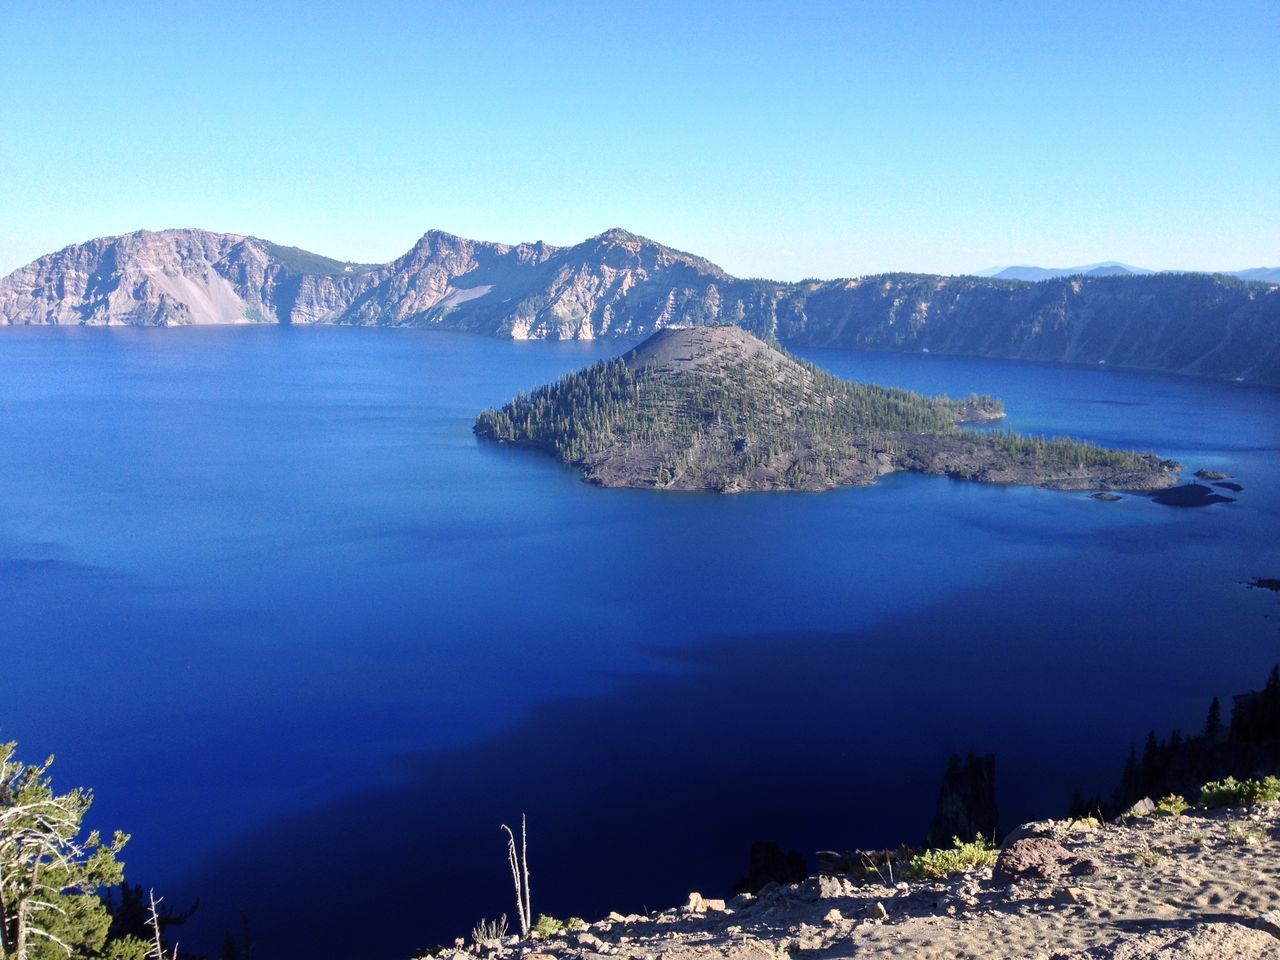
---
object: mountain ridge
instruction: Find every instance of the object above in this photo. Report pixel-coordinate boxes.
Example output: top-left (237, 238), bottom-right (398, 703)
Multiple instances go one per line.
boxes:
top-left (977, 261), bottom-right (1279, 283)
top-left (977, 262), bottom-right (1153, 281)
top-left (3, 227), bottom-right (1279, 385)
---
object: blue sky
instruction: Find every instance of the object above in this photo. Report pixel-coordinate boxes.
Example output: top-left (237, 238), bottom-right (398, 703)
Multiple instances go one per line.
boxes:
top-left (1, 0), bottom-right (1276, 279)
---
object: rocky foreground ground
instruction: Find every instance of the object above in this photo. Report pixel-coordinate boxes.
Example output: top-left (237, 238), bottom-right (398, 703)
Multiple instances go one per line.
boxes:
top-left (435, 803), bottom-right (1280, 960)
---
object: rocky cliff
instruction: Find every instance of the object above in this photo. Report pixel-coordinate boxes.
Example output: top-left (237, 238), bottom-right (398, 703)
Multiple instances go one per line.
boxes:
top-left (783, 272), bottom-right (1280, 385)
top-left (0, 228), bottom-right (379, 327)
top-left (4, 228), bottom-right (1279, 384)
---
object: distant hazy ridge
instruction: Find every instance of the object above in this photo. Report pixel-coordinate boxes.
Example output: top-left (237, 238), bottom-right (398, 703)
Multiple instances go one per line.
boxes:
top-left (2, 227), bottom-right (1278, 384)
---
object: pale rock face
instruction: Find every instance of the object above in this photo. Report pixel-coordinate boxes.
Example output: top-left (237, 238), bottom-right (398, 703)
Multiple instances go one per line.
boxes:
top-left (290, 275), bottom-right (367, 325)
top-left (2, 230), bottom-right (245, 326)
top-left (0, 226), bottom-right (746, 337)
top-left (0, 229), bottom-right (378, 327)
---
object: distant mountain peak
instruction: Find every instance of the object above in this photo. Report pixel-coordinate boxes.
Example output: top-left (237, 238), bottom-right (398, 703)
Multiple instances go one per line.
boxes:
top-left (574, 228), bottom-right (731, 281)
top-left (981, 262), bottom-right (1153, 282)
top-left (587, 227), bottom-right (697, 254)
top-left (594, 227), bottom-right (645, 243)
top-left (977, 261), bottom-right (1279, 284)
top-left (1232, 267), bottom-right (1280, 284)
top-left (410, 228), bottom-right (476, 250)
top-left (584, 227), bottom-right (678, 253)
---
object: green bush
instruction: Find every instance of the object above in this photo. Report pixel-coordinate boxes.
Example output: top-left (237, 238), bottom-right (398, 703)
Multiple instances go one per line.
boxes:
top-left (906, 835), bottom-right (997, 879)
top-left (1199, 775), bottom-right (1280, 808)
top-left (533, 915), bottom-right (565, 938)
top-left (1155, 794), bottom-right (1189, 818)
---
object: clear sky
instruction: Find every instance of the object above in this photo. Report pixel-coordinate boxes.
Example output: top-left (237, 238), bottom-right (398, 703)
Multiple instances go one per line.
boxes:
top-left (1, 0), bottom-right (1276, 280)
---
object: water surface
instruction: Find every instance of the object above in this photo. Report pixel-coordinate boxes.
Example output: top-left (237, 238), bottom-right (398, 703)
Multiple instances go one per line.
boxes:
top-left (2, 327), bottom-right (1277, 958)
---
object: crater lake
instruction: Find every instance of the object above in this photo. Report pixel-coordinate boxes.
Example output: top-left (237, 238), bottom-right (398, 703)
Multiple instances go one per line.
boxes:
top-left (2, 325), bottom-right (1278, 959)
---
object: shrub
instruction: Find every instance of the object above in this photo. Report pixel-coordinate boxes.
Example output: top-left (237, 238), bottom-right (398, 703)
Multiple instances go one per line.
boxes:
top-left (906, 835), bottom-right (997, 879)
top-left (533, 915), bottom-right (565, 938)
top-left (1135, 845), bottom-right (1164, 866)
top-left (1069, 815), bottom-right (1102, 831)
top-left (1155, 794), bottom-right (1188, 818)
top-left (1199, 775), bottom-right (1280, 808)
top-left (1226, 823), bottom-right (1267, 846)
top-left (472, 916), bottom-right (508, 944)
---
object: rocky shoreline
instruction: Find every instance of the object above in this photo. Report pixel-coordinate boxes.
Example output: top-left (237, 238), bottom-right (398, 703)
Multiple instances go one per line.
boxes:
top-left (426, 805), bottom-right (1280, 960)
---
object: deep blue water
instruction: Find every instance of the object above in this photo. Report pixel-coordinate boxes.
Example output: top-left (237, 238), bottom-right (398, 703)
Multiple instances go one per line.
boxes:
top-left (2, 326), bottom-right (1278, 959)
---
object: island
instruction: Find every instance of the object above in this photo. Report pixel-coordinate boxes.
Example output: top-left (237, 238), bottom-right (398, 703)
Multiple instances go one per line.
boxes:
top-left (474, 326), bottom-right (1182, 494)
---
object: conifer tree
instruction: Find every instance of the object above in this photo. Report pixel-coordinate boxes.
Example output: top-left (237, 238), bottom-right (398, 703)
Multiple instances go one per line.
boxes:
top-left (0, 742), bottom-right (145, 960)
top-left (1204, 696), bottom-right (1222, 738)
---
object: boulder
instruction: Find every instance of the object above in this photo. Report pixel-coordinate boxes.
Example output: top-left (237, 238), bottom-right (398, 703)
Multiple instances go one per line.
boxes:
top-left (1001, 820), bottom-right (1056, 846)
top-left (1060, 886), bottom-right (1094, 906)
top-left (799, 874), bottom-right (855, 901)
top-left (861, 902), bottom-right (889, 921)
top-left (573, 932), bottom-right (606, 951)
top-left (1121, 797), bottom-right (1156, 819)
top-left (754, 881), bottom-right (781, 900)
top-left (993, 837), bottom-right (1098, 883)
